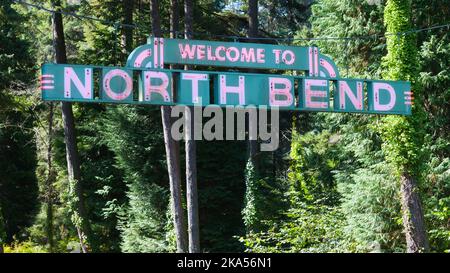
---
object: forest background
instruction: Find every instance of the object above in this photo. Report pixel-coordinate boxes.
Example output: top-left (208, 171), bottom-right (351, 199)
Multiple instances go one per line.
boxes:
top-left (0, 0), bottom-right (449, 253)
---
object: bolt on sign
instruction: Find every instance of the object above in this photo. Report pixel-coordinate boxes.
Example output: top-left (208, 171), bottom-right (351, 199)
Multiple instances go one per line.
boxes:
top-left (41, 37), bottom-right (413, 115)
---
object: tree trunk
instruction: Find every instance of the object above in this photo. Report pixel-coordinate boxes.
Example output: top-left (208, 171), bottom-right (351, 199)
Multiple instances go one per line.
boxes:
top-left (247, 0), bottom-right (259, 171)
top-left (51, 0), bottom-right (93, 253)
top-left (185, 106), bottom-right (200, 253)
top-left (184, 0), bottom-right (200, 253)
top-left (400, 173), bottom-right (430, 252)
top-left (170, 0), bottom-right (180, 39)
top-left (248, 0), bottom-right (259, 40)
top-left (162, 107), bottom-right (188, 253)
top-left (46, 102), bottom-right (55, 252)
top-left (151, 0), bottom-right (188, 253)
top-left (122, 0), bottom-right (134, 57)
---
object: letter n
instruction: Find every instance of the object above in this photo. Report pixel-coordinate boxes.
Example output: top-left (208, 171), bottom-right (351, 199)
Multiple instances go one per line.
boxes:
top-left (335, 80), bottom-right (363, 111)
top-left (64, 67), bottom-right (93, 99)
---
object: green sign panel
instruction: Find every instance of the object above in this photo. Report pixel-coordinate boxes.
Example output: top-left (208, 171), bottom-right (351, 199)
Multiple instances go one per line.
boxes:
top-left (41, 64), bottom-right (411, 115)
top-left (127, 38), bottom-right (339, 78)
top-left (40, 38), bottom-right (413, 115)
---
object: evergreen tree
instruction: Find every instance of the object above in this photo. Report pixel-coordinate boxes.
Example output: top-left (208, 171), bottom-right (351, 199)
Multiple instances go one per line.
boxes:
top-left (414, 0), bottom-right (450, 252)
top-left (2, 0), bottom-right (450, 254)
top-left (417, 34), bottom-right (450, 252)
top-left (0, 204), bottom-right (6, 252)
top-left (100, 105), bottom-right (170, 252)
top-left (0, 0), bottom-right (38, 245)
top-left (196, 139), bottom-right (248, 252)
top-left (0, 0), bottom-right (34, 90)
top-left (303, 0), bottom-right (406, 252)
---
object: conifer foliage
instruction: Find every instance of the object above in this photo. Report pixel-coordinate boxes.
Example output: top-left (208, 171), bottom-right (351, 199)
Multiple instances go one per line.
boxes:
top-left (0, 0), bottom-right (449, 253)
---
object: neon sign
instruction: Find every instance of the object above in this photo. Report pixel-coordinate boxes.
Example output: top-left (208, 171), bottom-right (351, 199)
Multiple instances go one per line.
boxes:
top-left (41, 38), bottom-right (413, 115)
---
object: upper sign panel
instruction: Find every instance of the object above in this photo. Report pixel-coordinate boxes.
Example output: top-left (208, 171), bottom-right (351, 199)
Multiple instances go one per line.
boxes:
top-left (127, 38), bottom-right (340, 78)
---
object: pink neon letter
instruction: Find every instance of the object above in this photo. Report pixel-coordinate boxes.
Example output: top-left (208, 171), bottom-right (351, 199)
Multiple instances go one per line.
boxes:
top-left (103, 69), bottom-right (133, 100)
top-left (226, 47), bottom-right (239, 62)
top-left (282, 50), bottom-right (295, 65)
top-left (256, 48), bottom-right (265, 63)
top-left (338, 81), bottom-right (363, 110)
top-left (304, 79), bottom-right (328, 109)
top-left (269, 77), bottom-right (293, 107)
top-left (197, 45), bottom-right (206, 60)
top-left (272, 49), bottom-right (282, 64)
top-left (207, 46), bottom-right (216, 61)
top-left (182, 73), bottom-right (208, 104)
top-left (241, 48), bottom-right (256, 63)
top-left (373, 82), bottom-right (396, 111)
top-left (215, 46), bottom-right (226, 61)
top-left (64, 67), bottom-right (92, 99)
top-left (219, 75), bottom-right (245, 105)
top-left (178, 43), bottom-right (196, 59)
top-left (143, 71), bottom-right (171, 102)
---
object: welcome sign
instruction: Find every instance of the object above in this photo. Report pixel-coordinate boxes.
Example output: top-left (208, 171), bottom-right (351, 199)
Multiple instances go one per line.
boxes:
top-left (41, 38), bottom-right (413, 115)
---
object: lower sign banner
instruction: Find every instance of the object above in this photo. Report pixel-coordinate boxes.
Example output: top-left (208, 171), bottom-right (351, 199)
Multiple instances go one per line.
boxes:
top-left (41, 63), bottom-right (413, 115)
